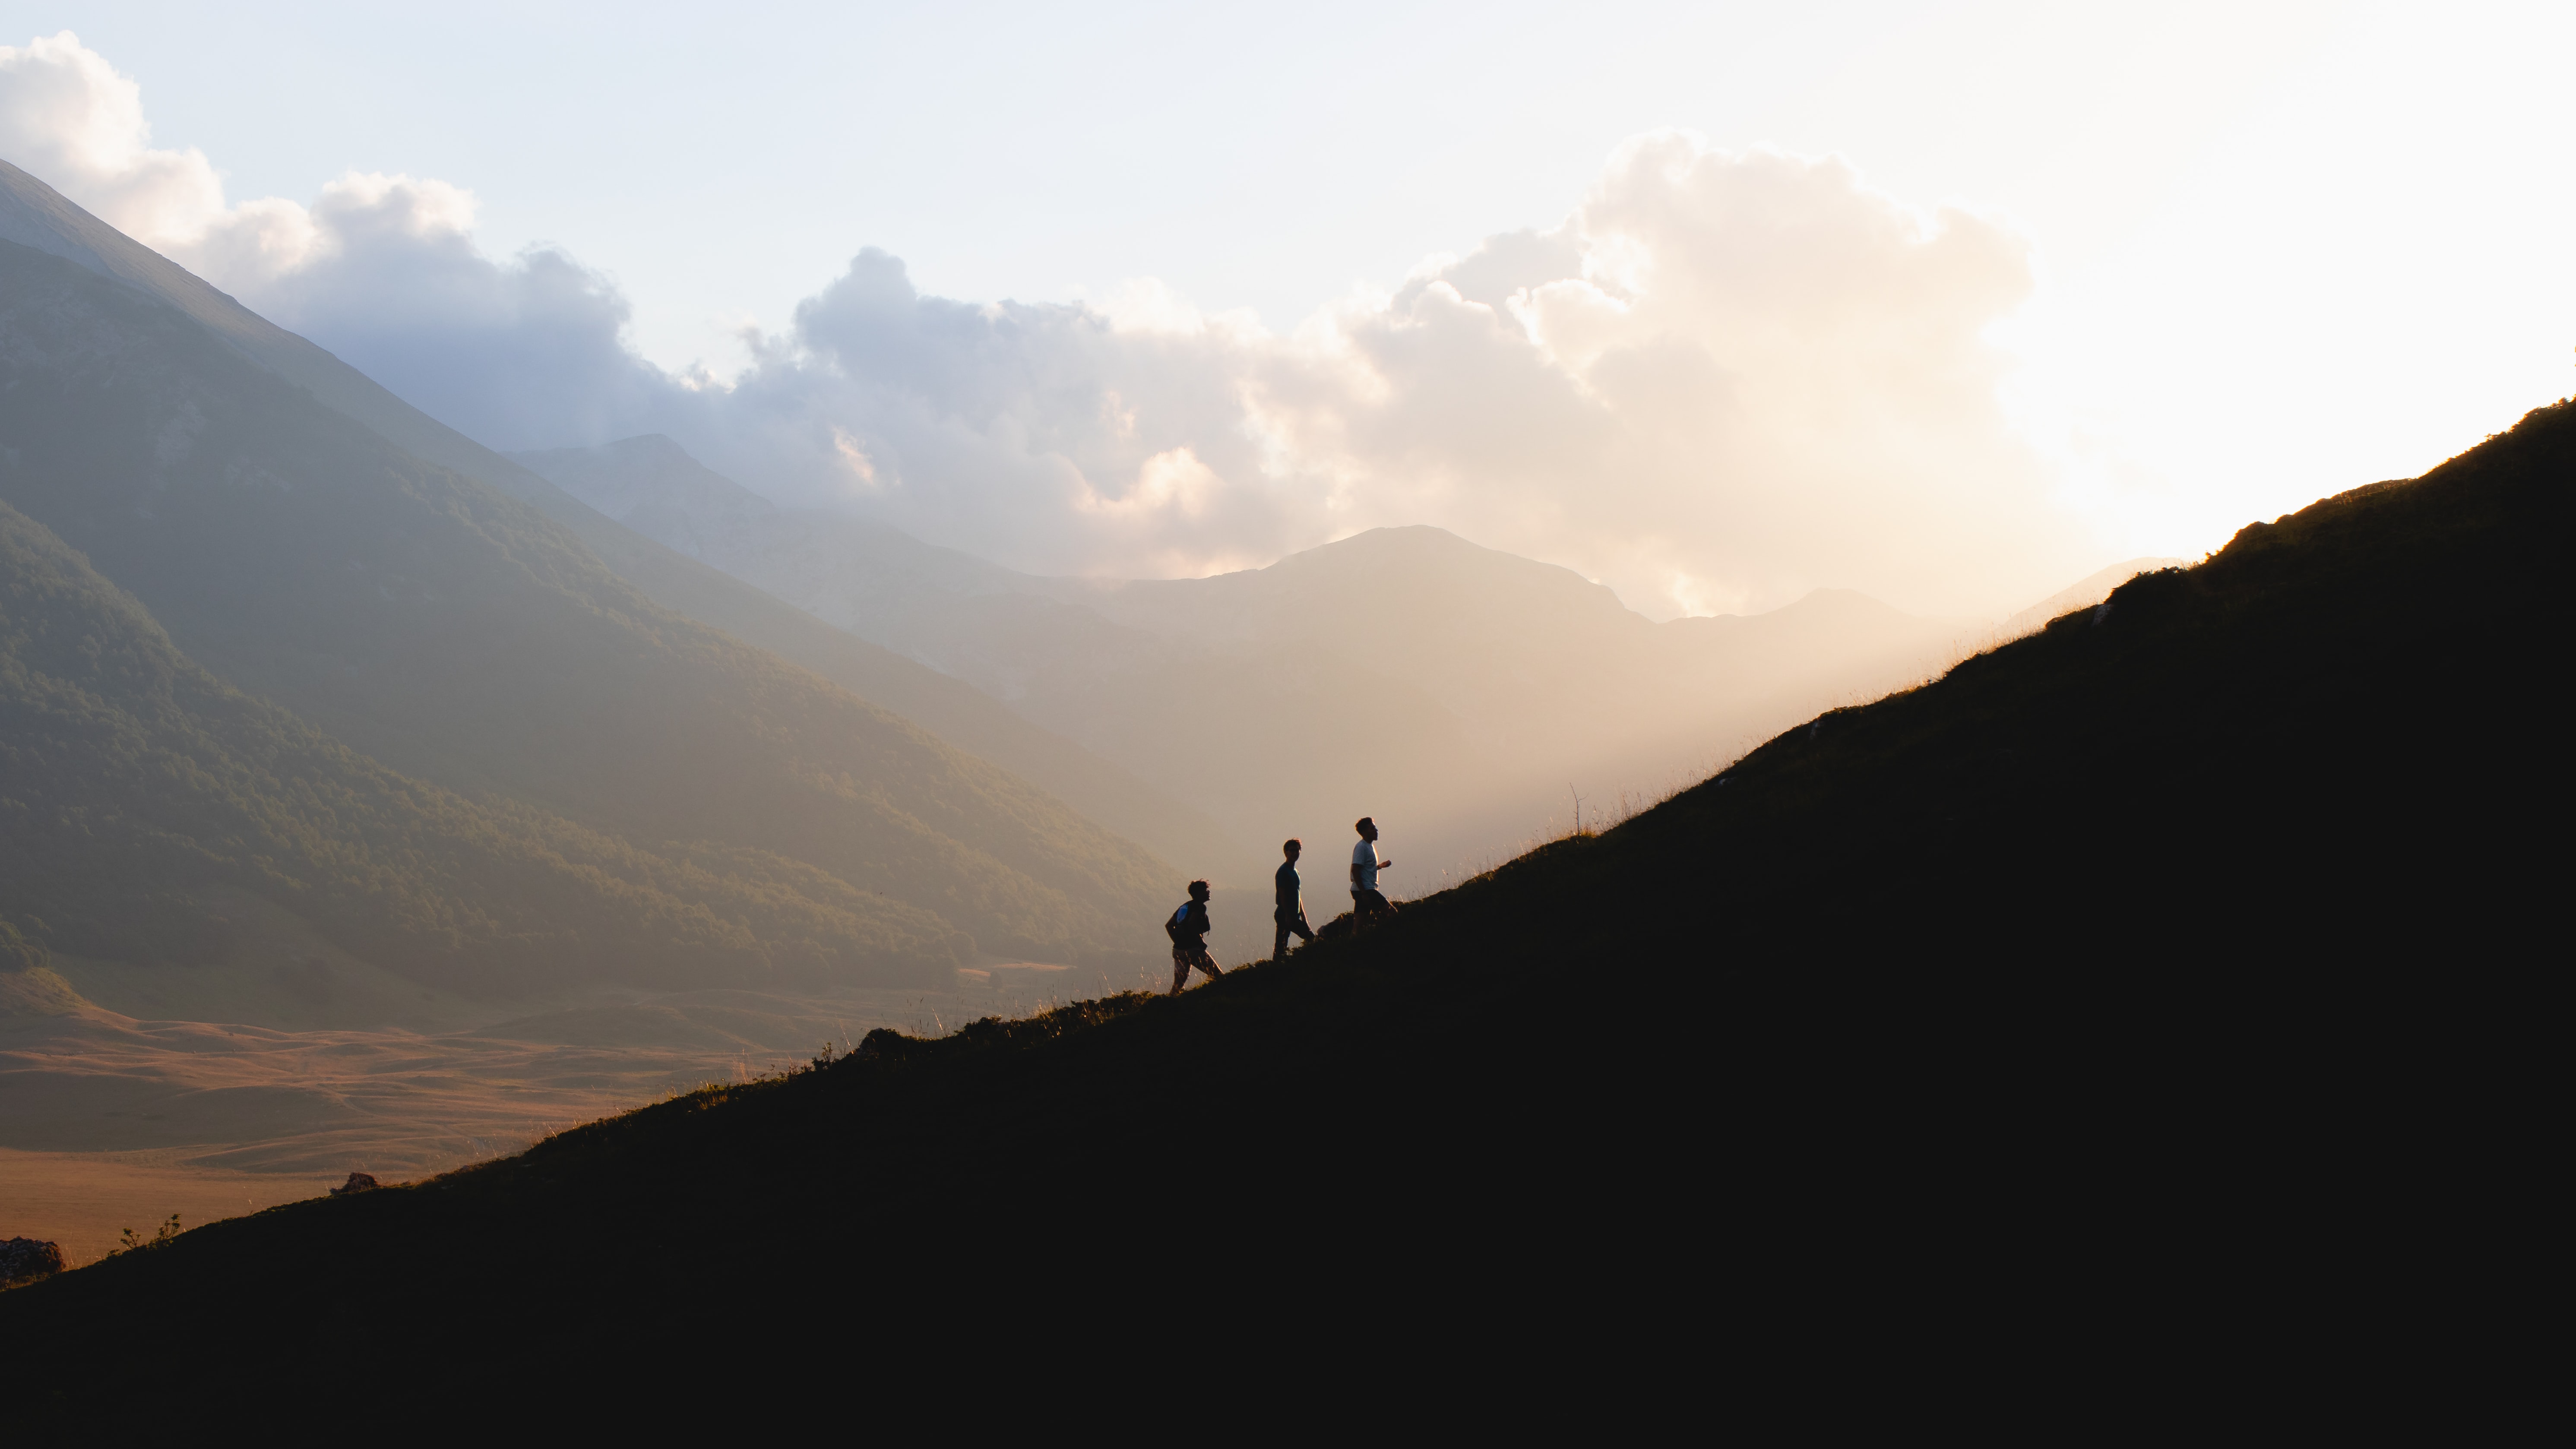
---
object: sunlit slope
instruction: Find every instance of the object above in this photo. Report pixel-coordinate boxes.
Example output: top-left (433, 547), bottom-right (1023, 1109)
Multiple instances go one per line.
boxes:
top-left (0, 921), bottom-right (85, 1018)
top-left (5, 402), bottom-right (2557, 1402)
top-left (0, 159), bottom-right (1232, 882)
top-left (0, 241), bottom-right (1170, 973)
top-left (0, 500), bottom-right (960, 990)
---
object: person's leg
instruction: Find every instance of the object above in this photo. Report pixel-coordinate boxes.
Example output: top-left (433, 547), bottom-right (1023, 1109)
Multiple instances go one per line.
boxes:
top-left (1272, 910), bottom-right (1314, 961)
top-left (1169, 950), bottom-right (1190, 995)
top-left (1192, 949), bottom-right (1222, 981)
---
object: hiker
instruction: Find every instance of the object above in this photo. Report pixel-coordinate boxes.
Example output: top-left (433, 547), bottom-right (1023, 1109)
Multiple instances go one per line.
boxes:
top-left (1165, 880), bottom-right (1220, 994)
top-left (1273, 838), bottom-right (1316, 962)
top-left (1350, 817), bottom-right (1394, 920)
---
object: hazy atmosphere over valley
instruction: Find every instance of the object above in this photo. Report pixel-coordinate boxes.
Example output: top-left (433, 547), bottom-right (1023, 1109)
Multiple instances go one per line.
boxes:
top-left (0, 3), bottom-right (2566, 1398)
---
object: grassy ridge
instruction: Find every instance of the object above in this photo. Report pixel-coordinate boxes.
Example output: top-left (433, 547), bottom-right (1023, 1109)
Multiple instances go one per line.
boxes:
top-left (1, 399), bottom-right (2561, 1405)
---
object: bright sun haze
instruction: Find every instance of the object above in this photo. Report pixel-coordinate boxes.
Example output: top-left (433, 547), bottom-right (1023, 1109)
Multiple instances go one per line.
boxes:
top-left (3, 1), bottom-right (2567, 620)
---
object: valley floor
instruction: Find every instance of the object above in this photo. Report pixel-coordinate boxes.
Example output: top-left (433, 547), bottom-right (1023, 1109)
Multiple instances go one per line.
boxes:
top-left (0, 964), bottom-right (1121, 1266)
top-left (0, 1148), bottom-right (319, 1268)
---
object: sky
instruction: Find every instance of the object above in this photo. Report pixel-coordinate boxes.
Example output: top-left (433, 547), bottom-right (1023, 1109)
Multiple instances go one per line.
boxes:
top-left (2, 1), bottom-right (2570, 618)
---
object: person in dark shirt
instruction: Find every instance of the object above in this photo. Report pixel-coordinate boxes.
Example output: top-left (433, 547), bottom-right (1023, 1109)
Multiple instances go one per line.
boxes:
top-left (1349, 816), bottom-right (1394, 919)
top-left (1165, 879), bottom-right (1220, 995)
top-left (1272, 838), bottom-right (1316, 963)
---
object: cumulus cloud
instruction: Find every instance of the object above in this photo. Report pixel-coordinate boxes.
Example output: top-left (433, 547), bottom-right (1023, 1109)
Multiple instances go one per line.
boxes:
top-left (228, 173), bottom-right (660, 451)
top-left (2, 32), bottom-right (2097, 617)
top-left (653, 148), bottom-right (2090, 614)
top-left (0, 33), bottom-right (654, 453)
top-left (0, 30), bottom-right (229, 244)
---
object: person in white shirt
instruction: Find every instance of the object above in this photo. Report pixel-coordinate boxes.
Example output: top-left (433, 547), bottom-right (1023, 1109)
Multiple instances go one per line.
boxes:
top-left (1349, 817), bottom-right (1393, 919)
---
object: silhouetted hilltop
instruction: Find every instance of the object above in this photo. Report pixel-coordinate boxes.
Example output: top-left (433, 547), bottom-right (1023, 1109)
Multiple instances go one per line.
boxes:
top-left (6, 395), bottom-right (2557, 1405)
top-left (1989, 555), bottom-right (2184, 640)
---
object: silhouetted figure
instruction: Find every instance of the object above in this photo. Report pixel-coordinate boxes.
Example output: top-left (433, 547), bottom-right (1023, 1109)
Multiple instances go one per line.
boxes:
top-left (1273, 838), bottom-right (1316, 962)
top-left (1165, 880), bottom-right (1220, 994)
top-left (1349, 817), bottom-right (1393, 920)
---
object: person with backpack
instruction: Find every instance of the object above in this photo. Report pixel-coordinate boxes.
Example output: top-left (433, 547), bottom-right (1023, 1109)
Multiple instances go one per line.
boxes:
top-left (1350, 817), bottom-right (1394, 920)
top-left (1273, 838), bottom-right (1316, 962)
top-left (1165, 879), bottom-right (1220, 994)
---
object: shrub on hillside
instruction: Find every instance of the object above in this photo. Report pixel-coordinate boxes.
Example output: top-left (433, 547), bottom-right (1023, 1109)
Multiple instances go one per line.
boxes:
top-left (0, 920), bottom-right (42, 972)
top-left (0, 1237), bottom-right (63, 1288)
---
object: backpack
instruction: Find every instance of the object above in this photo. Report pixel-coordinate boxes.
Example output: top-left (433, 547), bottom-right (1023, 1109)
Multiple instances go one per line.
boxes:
top-left (1165, 901), bottom-right (1197, 945)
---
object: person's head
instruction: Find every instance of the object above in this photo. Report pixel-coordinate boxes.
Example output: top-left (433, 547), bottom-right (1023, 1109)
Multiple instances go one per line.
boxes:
top-left (1188, 879), bottom-right (1210, 901)
top-left (1282, 838), bottom-right (1301, 860)
top-left (1355, 816), bottom-right (1377, 841)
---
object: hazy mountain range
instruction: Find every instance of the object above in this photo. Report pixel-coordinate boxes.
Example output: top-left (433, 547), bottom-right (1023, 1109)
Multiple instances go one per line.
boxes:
top-left (517, 433), bottom-right (2173, 883)
top-left (0, 153), bottom-right (1240, 864)
top-left (0, 160), bottom-right (1182, 994)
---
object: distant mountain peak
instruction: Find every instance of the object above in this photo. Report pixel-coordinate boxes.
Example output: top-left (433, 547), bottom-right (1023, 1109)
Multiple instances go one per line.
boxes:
top-left (597, 433), bottom-right (715, 468)
top-left (1285, 524), bottom-right (1519, 567)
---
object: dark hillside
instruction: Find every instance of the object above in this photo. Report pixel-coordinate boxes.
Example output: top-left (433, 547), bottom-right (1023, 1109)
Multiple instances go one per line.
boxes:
top-left (3, 401), bottom-right (2563, 1404)
top-left (0, 500), bottom-right (957, 989)
top-left (0, 241), bottom-right (1172, 975)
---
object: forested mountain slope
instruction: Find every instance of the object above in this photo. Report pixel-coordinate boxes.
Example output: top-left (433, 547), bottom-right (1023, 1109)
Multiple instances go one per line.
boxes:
top-left (0, 501), bottom-right (957, 988)
top-left (0, 240), bottom-right (1170, 976)
top-left (0, 157), bottom-right (1234, 880)
top-left (10, 389), bottom-right (2557, 1408)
